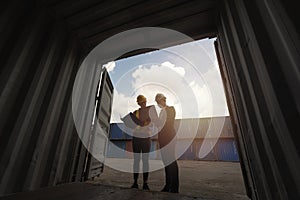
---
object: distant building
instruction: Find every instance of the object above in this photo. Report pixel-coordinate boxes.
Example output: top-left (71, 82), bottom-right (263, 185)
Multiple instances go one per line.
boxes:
top-left (107, 116), bottom-right (239, 162)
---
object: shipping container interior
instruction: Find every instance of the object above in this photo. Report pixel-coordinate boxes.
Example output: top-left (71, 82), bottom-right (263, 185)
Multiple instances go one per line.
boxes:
top-left (0, 1), bottom-right (299, 200)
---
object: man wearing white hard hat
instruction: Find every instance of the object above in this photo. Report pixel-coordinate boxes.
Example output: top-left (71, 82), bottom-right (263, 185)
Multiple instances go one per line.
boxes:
top-left (155, 93), bottom-right (179, 193)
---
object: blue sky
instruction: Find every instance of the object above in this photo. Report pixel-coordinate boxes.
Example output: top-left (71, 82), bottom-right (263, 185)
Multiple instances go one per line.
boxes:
top-left (105, 38), bottom-right (229, 122)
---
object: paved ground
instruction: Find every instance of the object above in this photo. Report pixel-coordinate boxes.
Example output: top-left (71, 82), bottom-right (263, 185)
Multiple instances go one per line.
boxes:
top-left (1, 183), bottom-right (216, 200)
top-left (90, 159), bottom-right (250, 200)
top-left (1, 159), bottom-right (250, 200)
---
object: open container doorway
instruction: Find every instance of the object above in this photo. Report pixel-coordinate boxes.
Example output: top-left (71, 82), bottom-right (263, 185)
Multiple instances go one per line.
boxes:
top-left (94, 38), bottom-right (249, 200)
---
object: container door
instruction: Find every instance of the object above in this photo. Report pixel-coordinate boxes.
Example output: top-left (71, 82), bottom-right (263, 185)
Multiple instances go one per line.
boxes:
top-left (214, 39), bottom-right (254, 198)
top-left (84, 67), bottom-right (114, 180)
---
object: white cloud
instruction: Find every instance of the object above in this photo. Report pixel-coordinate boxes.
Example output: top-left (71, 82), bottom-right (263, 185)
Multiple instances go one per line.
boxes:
top-left (110, 90), bottom-right (137, 123)
top-left (109, 40), bottom-right (229, 123)
top-left (161, 61), bottom-right (185, 76)
top-left (200, 61), bottom-right (229, 116)
top-left (111, 61), bottom-right (213, 122)
top-left (189, 81), bottom-right (212, 117)
top-left (135, 62), bottom-right (227, 118)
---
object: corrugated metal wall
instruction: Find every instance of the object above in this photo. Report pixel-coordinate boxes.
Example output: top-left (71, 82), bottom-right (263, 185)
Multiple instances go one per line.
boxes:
top-left (108, 117), bottom-right (239, 161)
top-left (1, 1), bottom-right (299, 199)
top-left (0, 0), bottom-right (86, 195)
top-left (217, 0), bottom-right (300, 199)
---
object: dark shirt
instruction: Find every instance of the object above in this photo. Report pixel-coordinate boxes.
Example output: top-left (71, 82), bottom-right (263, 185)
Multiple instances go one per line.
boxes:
top-left (158, 106), bottom-right (176, 147)
top-left (132, 106), bottom-right (152, 138)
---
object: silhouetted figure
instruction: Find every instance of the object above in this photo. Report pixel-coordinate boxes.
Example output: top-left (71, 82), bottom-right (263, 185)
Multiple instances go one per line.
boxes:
top-left (155, 93), bottom-right (179, 193)
top-left (130, 95), bottom-right (151, 190)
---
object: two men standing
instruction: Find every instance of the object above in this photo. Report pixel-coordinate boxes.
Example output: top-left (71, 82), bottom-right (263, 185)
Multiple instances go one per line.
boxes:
top-left (125, 93), bottom-right (179, 193)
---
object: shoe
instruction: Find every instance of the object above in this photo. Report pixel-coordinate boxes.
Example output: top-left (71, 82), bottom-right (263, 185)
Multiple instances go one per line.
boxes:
top-left (143, 183), bottom-right (150, 190)
top-left (160, 185), bottom-right (170, 192)
top-left (131, 183), bottom-right (139, 189)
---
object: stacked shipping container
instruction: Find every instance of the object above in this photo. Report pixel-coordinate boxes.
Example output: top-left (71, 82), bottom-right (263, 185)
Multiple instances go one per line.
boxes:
top-left (107, 116), bottom-right (239, 162)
